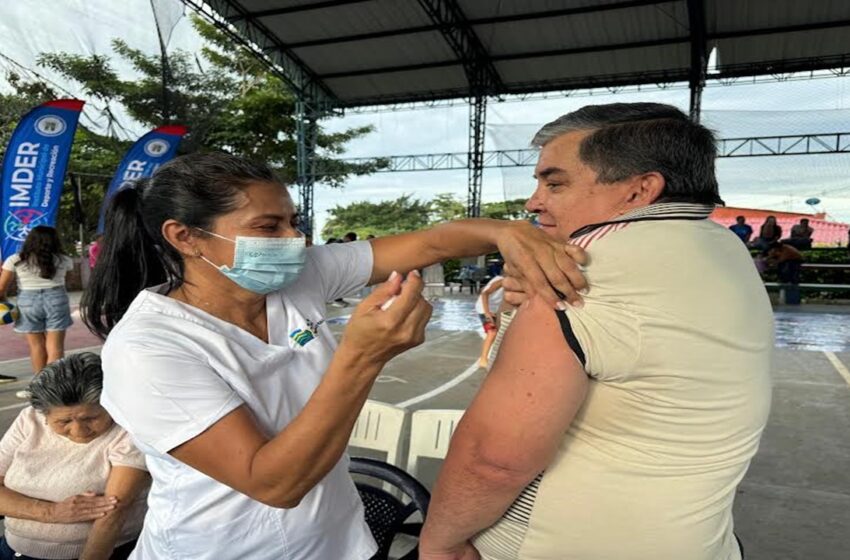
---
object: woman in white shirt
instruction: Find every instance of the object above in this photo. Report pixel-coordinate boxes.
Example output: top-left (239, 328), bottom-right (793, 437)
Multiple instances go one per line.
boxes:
top-left (80, 152), bottom-right (585, 560)
top-left (0, 226), bottom-right (74, 385)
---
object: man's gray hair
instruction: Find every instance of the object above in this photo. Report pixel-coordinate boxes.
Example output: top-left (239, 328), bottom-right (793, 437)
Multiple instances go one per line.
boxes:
top-left (532, 103), bottom-right (723, 205)
top-left (29, 352), bottom-right (103, 413)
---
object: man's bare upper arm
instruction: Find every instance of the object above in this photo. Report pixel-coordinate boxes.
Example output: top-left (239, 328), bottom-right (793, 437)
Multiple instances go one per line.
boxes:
top-left (454, 296), bottom-right (588, 476)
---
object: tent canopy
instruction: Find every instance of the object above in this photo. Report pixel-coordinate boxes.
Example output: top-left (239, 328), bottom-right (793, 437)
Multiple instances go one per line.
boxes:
top-left (188, 0), bottom-right (850, 108)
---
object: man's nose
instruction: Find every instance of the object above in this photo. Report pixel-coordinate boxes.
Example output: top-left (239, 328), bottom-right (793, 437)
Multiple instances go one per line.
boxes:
top-left (525, 188), bottom-right (544, 213)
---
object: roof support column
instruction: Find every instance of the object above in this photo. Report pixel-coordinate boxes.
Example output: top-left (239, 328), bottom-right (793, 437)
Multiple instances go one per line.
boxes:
top-left (687, 0), bottom-right (708, 122)
top-left (416, 0), bottom-right (501, 218)
top-left (296, 100), bottom-right (320, 237)
top-left (468, 94), bottom-right (487, 218)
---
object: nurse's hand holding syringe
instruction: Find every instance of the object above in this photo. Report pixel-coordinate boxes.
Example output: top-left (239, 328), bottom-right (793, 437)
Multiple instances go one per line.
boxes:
top-left (171, 270), bottom-right (431, 510)
top-left (340, 269), bottom-right (432, 365)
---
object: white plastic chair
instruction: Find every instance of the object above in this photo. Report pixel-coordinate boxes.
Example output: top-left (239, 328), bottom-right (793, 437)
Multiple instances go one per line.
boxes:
top-left (349, 400), bottom-right (408, 467)
top-left (406, 409), bottom-right (465, 477)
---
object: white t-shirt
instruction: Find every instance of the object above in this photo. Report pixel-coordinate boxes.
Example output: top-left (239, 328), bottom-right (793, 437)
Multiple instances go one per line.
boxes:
top-left (100, 241), bottom-right (377, 560)
top-left (2, 254), bottom-right (73, 290)
top-left (475, 276), bottom-right (504, 314)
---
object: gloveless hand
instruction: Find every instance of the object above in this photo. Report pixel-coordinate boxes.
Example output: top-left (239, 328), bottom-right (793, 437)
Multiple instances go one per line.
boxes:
top-left (496, 221), bottom-right (587, 308)
top-left (340, 270), bottom-right (433, 367)
top-left (48, 491), bottom-right (117, 523)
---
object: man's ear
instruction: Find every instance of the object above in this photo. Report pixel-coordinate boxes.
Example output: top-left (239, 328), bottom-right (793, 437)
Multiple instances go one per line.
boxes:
top-left (625, 172), bottom-right (666, 207)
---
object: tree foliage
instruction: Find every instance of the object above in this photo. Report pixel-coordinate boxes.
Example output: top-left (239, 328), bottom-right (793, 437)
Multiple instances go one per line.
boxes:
top-left (1, 16), bottom-right (383, 251)
top-left (429, 193), bottom-right (466, 223)
top-left (37, 17), bottom-right (382, 186)
top-left (322, 193), bottom-right (533, 239)
top-left (481, 198), bottom-right (533, 221)
top-left (323, 195), bottom-right (432, 239)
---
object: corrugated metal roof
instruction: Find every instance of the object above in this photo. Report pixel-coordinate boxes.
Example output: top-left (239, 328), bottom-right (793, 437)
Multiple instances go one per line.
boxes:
top-left (708, 0), bottom-right (850, 71)
top-left (188, 0), bottom-right (850, 107)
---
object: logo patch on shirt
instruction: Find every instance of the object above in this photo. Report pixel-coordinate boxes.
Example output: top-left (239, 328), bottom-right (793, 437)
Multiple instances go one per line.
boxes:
top-left (290, 318), bottom-right (325, 347)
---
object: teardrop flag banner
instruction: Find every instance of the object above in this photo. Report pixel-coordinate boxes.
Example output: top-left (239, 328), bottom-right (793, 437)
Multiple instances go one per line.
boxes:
top-left (1, 99), bottom-right (84, 259)
top-left (98, 124), bottom-right (187, 232)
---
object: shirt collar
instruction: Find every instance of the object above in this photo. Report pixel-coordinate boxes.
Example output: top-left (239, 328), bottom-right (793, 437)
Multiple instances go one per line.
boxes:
top-left (570, 202), bottom-right (716, 238)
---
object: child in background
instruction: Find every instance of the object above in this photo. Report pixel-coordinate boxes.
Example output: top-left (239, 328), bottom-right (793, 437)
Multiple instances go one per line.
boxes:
top-left (475, 274), bottom-right (504, 368)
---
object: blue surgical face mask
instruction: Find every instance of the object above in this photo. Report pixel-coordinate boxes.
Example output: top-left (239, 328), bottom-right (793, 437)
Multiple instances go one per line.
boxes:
top-left (198, 230), bottom-right (306, 294)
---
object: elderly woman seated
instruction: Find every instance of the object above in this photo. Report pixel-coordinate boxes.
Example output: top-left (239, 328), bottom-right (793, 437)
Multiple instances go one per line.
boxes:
top-left (0, 352), bottom-right (149, 560)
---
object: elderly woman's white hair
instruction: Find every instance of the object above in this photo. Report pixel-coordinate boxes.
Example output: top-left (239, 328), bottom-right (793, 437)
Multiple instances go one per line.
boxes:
top-left (29, 352), bottom-right (103, 414)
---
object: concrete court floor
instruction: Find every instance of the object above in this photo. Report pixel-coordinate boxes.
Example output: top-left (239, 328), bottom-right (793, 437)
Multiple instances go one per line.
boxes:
top-left (0, 300), bottom-right (848, 560)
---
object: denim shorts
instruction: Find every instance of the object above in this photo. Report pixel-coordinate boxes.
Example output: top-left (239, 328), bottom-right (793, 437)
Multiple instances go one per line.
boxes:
top-left (14, 287), bottom-right (73, 334)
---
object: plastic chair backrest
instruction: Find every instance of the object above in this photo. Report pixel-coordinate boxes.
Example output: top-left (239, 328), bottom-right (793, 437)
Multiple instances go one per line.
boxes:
top-left (349, 457), bottom-right (430, 560)
top-left (406, 409), bottom-right (465, 477)
top-left (349, 400), bottom-right (407, 467)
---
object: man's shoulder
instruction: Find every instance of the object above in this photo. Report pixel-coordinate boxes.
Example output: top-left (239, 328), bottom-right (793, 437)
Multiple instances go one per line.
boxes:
top-left (569, 222), bottom-right (632, 250)
top-left (573, 218), bottom-right (712, 250)
top-left (577, 219), bottom-right (749, 275)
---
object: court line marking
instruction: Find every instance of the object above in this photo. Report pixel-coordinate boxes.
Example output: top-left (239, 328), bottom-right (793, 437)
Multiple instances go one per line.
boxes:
top-left (824, 351), bottom-right (850, 387)
top-left (392, 328), bottom-right (487, 408)
top-left (394, 360), bottom-right (481, 408)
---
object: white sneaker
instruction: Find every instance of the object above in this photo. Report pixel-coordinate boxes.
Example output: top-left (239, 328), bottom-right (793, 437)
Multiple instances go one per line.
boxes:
top-left (16, 390), bottom-right (31, 400)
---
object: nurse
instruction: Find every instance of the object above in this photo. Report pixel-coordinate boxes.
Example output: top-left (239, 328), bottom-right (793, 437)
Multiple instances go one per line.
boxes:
top-left (81, 152), bottom-right (585, 560)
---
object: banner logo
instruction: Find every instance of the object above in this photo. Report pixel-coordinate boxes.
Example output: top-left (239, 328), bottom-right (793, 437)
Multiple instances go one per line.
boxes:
top-left (144, 138), bottom-right (170, 157)
top-left (98, 125), bottom-right (187, 233)
top-left (3, 208), bottom-right (48, 243)
top-left (34, 115), bottom-right (67, 137)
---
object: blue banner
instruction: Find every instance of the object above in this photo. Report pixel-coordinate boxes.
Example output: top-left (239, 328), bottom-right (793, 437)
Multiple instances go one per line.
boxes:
top-left (1, 100), bottom-right (84, 260)
top-left (98, 125), bottom-right (187, 232)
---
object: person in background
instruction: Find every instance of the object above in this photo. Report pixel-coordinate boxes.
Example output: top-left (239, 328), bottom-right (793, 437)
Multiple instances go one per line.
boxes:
top-left (88, 234), bottom-right (104, 270)
top-left (751, 215), bottom-right (782, 250)
top-left (785, 218), bottom-right (814, 250)
top-left (475, 274), bottom-right (504, 369)
top-left (0, 352), bottom-right (149, 560)
top-left (0, 226), bottom-right (74, 396)
top-left (768, 241), bottom-right (804, 284)
top-left (343, 232), bottom-right (358, 243)
top-left (729, 216), bottom-right (753, 244)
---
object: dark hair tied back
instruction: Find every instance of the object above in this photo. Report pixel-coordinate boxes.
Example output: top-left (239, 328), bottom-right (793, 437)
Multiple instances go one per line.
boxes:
top-left (81, 152), bottom-right (283, 339)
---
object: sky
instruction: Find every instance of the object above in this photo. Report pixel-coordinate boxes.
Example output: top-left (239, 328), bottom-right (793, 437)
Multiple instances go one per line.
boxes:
top-left (2, 0), bottom-right (849, 240)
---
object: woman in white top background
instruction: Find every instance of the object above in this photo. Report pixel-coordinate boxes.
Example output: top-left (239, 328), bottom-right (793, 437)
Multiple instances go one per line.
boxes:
top-left (81, 152), bottom-right (586, 560)
top-left (0, 226), bottom-right (74, 390)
